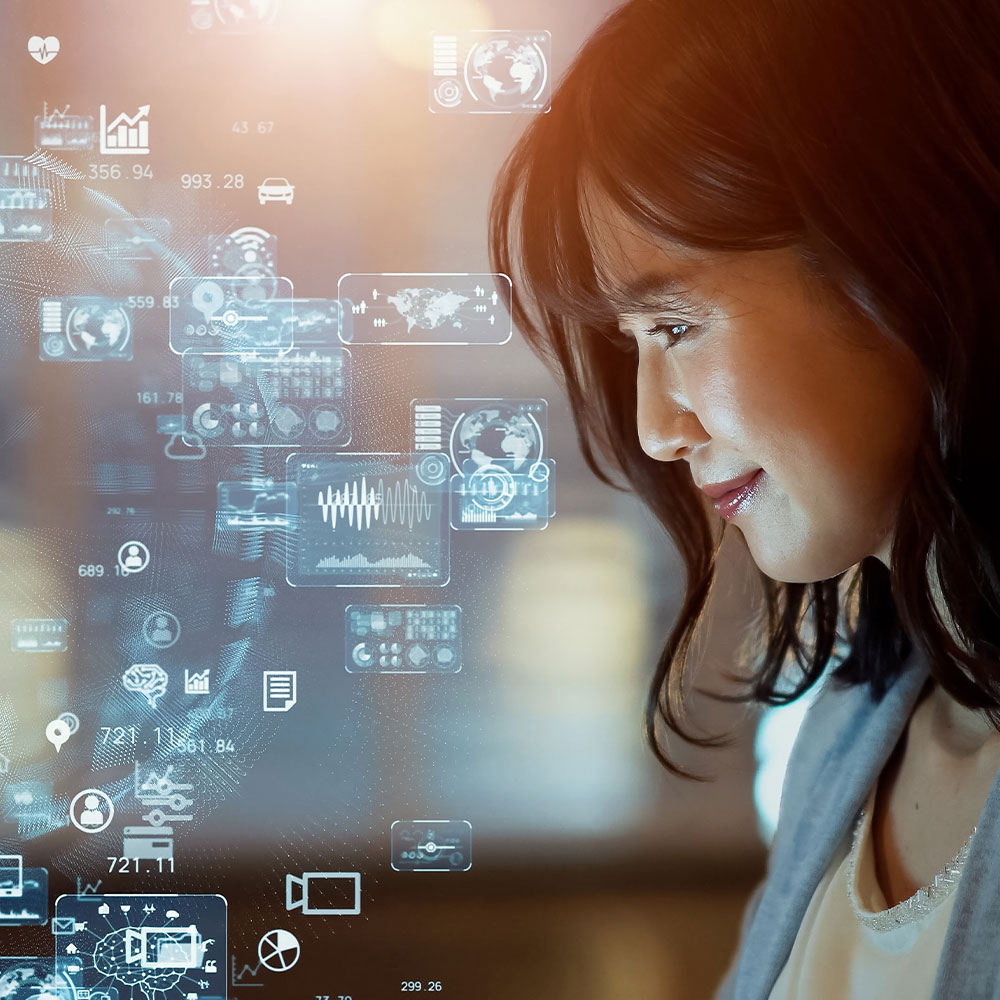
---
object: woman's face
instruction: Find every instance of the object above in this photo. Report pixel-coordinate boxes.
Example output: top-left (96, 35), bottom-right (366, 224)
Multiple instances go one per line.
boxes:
top-left (591, 205), bottom-right (928, 583)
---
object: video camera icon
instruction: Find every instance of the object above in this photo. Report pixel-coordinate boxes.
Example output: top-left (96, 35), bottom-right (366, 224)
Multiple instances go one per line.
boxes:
top-left (285, 871), bottom-right (360, 916)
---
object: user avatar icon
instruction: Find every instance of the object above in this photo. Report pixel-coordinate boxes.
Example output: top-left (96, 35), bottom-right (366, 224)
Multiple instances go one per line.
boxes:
top-left (117, 540), bottom-right (150, 576)
top-left (143, 611), bottom-right (181, 650)
top-left (80, 796), bottom-right (103, 825)
top-left (69, 788), bottom-right (114, 833)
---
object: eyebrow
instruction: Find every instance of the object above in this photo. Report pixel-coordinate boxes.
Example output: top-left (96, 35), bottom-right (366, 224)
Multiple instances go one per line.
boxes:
top-left (601, 271), bottom-right (699, 312)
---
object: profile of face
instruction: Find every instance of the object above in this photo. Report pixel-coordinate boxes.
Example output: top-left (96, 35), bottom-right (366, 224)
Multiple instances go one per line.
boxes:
top-left (588, 196), bottom-right (929, 584)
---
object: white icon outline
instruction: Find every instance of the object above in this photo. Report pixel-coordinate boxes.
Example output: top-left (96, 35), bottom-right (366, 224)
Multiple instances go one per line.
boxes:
top-left (69, 788), bottom-right (115, 834)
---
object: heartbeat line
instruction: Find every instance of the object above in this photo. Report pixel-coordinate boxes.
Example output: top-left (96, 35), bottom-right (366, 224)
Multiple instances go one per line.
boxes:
top-left (316, 476), bottom-right (433, 531)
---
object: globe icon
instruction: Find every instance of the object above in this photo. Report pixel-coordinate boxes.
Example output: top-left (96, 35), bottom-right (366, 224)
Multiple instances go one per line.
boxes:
top-left (467, 38), bottom-right (545, 108)
top-left (66, 303), bottom-right (130, 355)
top-left (0, 963), bottom-right (75, 999)
top-left (456, 406), bottom-right (541, 473)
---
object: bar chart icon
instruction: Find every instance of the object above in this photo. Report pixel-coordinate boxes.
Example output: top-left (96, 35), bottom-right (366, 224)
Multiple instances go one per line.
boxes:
top-left (99, 104), bottom-right (150, 155)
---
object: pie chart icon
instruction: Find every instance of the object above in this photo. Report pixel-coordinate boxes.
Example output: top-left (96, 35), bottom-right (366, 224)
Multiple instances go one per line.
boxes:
top-left (258, 928), bottom-right (301, 972)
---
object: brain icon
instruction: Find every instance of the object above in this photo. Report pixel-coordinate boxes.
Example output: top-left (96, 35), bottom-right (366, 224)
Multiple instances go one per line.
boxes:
top-left (122, 663), bottom-right (168, 709)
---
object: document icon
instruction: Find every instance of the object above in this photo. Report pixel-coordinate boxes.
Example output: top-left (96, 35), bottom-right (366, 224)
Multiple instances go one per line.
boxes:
top-left (263, 670), bottom-right (296, 712)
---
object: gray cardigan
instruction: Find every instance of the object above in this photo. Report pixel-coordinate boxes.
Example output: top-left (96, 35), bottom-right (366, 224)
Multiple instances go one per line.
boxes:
top-left (715, 642), bottom-right (1000, 999)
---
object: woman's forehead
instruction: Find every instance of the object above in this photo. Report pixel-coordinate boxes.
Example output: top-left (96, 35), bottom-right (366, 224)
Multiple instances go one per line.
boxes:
top-left (579, 180), bottom-right (708, 307)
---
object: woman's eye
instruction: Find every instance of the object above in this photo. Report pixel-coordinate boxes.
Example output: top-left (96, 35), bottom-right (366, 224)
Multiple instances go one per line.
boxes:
top-left (643, 322), bottom-right (691, 346)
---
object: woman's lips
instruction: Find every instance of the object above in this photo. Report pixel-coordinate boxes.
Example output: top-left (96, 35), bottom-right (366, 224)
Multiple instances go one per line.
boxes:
top-left (710, 469), bottom-right (764, 520)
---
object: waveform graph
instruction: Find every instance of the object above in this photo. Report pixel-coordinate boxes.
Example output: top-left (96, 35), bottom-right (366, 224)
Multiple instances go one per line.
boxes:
top-left (286, 454), bottom-right (450, 587)
top-left (316, 474), bottom-right (435, 531)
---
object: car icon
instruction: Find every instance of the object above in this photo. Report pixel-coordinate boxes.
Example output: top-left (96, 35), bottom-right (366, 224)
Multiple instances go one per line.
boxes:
top-left (257, 177), bottom-right (294, 205)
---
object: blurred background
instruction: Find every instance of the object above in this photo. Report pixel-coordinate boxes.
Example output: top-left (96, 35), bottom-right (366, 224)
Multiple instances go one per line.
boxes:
top-left (0, 1), bottom-right (806, 996)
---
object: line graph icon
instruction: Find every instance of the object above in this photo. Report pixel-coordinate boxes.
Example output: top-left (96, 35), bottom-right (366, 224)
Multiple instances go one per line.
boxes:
top-left (287, 454), bottom-right (450, 587)
top-left (231, 953), bottom-right (264, 986)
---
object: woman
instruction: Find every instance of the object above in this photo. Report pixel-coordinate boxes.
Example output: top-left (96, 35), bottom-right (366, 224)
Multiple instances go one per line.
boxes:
top-left (489, 0), bottom-right (1000, 996)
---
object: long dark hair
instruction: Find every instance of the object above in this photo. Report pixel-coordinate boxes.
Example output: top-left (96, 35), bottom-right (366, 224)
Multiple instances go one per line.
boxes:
top-left (488, 0), bottom-right (1000, 775)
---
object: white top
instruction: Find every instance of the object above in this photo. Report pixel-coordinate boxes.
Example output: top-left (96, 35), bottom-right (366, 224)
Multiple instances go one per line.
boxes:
top-left (768, 783), bottom-right (974, 999)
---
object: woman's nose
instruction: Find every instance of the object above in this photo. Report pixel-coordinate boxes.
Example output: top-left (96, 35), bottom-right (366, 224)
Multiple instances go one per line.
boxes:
top-left (635, 354), bottom-right (697, 462)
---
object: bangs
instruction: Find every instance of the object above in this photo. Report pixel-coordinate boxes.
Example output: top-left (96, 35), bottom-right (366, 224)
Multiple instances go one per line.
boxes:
top-left (508, 114), bottom-right (626, 331)
top-left (491, 0), bottom-right (804, 341)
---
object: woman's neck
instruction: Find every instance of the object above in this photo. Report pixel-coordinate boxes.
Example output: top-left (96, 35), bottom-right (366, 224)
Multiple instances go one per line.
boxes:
top-left (921, 681), bottom-right (1000, 759)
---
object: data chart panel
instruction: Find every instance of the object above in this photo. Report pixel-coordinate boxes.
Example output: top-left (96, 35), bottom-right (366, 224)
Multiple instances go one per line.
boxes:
top-left (0, 183), bottom-right (51, 242)
top-left (345, 604), bottom-right (462, 673)
top-left (450, 458), bottom-right (555, 530)
top-left (169, 276), bottom-right (295, 354)
top-left (183, 349), bottom-right (351, 447)
top-left (282, 297), bottom-right (350, 347)
top-left (413, 397), bottom-right (555, 529)
top-left (0, 865), bottom-right (48, 926)
top-left (337, 273), bottom-right (511, 345)
top-left (54, 893), bottom-right (226, 1000)
top-left (391, 820), bottom-right (472, 871)
top-left (286, 453), bottom-right (450, 587)
top-left (429, 30), bottom-right (551, 114)
top-left (39, 297), bottom-right (133, 361)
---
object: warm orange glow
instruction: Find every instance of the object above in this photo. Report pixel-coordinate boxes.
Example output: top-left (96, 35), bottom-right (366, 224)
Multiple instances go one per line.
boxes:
top-left (372, 0), bottom-right (494, 71)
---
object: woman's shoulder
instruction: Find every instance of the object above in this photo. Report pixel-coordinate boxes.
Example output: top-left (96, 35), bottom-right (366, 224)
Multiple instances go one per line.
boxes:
top-left (774, 663), bottom-right (928, 848)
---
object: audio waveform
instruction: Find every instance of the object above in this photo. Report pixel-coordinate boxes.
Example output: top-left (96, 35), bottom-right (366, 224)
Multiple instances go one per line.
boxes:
top-left (314, 552), bottom-right (433, 570)
top-left (460, 507), bottom-right (497, 523)
top-left (0, 908), bottom-right (42, 921)
top-left (316, 476), bottom-right (434, 531)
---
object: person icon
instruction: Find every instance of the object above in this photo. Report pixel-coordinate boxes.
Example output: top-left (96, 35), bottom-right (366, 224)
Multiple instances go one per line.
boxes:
top-left (79, 794), bottom-right (104, 827)
top-left (69, 788), bottom-right (114, 833)
top-left (117, 540), bottom-right (150, 576)
top-left (143, 611), bottom-right (180, 649)
top-left (151, 616), bottom-right (172, 643)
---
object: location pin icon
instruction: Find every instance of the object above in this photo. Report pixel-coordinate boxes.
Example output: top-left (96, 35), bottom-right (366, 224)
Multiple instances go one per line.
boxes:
top-left (45, 718), bottom-right (70, 752)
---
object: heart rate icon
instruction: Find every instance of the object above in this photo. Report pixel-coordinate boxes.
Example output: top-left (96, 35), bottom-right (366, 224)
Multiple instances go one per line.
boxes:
top-left (28, 35), bottom-right (60, 64)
